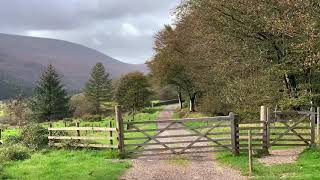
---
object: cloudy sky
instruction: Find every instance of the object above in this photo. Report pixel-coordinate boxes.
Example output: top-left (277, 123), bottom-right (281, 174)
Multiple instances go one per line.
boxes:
top-left (0, 0), bottom-right (180, 64)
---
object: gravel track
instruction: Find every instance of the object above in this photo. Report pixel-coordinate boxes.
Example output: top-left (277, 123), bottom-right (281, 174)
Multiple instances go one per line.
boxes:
top-left (258, 147), bottom-right (305, 166)
top-left (121, 104), bottom-right (246, 180)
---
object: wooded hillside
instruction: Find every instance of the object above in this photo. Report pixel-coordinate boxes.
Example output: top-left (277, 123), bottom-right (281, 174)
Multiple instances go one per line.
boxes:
top-left (149, 0), bottom-right (320, 117)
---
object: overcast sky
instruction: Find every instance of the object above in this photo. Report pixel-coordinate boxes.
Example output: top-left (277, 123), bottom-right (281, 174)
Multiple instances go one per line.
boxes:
top-left (0, 0), bottom-right (180, 64)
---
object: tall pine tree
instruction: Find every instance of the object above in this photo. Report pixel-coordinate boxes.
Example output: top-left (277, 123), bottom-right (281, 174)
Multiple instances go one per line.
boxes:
top-left (84, 63), bottom-right (112, 115)
top-left (31, 64), bottom-right (70, 121)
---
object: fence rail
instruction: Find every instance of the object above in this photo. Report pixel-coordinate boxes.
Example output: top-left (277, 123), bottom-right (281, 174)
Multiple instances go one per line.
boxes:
top-left (45, 105), bottom-right (319, 157)
top-left (48, 122), bottom-right (118, 149)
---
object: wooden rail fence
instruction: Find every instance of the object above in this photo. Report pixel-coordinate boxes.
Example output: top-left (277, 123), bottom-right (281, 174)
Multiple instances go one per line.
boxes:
top-left (48, 122), bottom-right (118, 149)
top-left (46, 105), bottom-right (319, 157)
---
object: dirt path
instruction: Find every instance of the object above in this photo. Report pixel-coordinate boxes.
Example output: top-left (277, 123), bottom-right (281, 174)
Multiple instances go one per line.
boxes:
top-left (258, 147), bottom-right (305, 166)
top-left (121, 104), bottom-right (246, 180)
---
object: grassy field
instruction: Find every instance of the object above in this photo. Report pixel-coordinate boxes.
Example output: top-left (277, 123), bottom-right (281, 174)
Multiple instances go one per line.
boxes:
top-left (0, 106), bottom-right (164, 179)
top-left (216, 148), bottom-right (320, 179)
top-left (2, 150), bottom-right (130, 180)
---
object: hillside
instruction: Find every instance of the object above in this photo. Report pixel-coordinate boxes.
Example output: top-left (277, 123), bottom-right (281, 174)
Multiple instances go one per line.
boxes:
top-left (0, 33), bottom-right (148, 99)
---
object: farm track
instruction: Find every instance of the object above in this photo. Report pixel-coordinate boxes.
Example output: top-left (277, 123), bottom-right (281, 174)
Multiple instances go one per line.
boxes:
top-left (121, 104), bottom-right (246, 180)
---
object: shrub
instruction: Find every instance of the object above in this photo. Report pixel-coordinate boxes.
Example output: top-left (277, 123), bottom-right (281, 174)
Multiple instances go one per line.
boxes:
top-left (63, 118), bottom-right (73, 122)
top-left (69, 122), bottom-right (76, 126)
top-left (82, 114), bottom-right (102, 122)
top-left (21, 124), bottom-right (49, 150)
top-left (0, 144), bottom-right (30, 161)
top-left (4, 135), bottom-right (23, 145)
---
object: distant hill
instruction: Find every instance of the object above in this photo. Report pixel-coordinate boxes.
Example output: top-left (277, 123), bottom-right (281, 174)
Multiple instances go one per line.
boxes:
top-left (0, 33), bottom-right (148, 99)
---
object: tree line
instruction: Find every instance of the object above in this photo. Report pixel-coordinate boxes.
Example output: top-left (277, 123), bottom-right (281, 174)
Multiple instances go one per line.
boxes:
top-left (149, 0), bottom-right (320, 117)
top-left (2, 63), bottom-right (152, 124)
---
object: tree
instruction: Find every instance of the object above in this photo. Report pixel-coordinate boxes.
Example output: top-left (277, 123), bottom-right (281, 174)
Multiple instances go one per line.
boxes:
top-left (84, 63), bottom-right (112, 115)
top-left (30, 64), bottom-right (70, 121)
top-left (183, 0), bottom-right (320, 109)
top-left (5, 95), bottom-right (28, 127)
top-left (70, 93), bottom-right (95, 118)
top-left (149, 25), bottom-right (200, 112)
top-left (149, 0), bottom-right (320, 117)
top-left (114, 72), bottom-right (152, 119)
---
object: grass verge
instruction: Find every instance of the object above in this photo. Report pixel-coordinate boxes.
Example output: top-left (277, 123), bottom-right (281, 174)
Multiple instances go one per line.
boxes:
top-left (216, 148), bottom-right (320, 179)
top-left (2, 149), bottom-right (130, 180)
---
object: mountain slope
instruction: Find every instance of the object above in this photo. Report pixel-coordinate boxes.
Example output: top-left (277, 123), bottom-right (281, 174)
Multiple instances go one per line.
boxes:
top-left (0, 33), bottom-right (148, 99)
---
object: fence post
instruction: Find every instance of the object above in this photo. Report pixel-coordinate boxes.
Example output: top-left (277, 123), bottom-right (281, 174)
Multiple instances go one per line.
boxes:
top-left (115, 105), bottom-right (125, 158)
top-left (230, 112), bottom-right (239, 155)
top-left (261, 106), bottom-right (269, 154)
top-left (317, 107), bottom-right (320, 144)
top-left (310, 107), bottom-right (316, 147)
top-left (248, 130), bottom-right (253, 175)
top-left (76, 122), bottom-right (80, 137)
top-left (109, 121), bottom-right (114, 149)
top-left (49, 123), bottom-right (52, 145)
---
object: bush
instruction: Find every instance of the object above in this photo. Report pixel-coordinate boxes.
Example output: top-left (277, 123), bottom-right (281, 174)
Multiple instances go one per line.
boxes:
top-left (4, 135), bottom-right (23, 145)
top-left (21, 124), bottom-right (49, 150)
top-left (0, 144), bottom-right (30, 161)
top-left (82, 114), bottom-right (102, 122)
top-left (63, 118), bottom-right (73, 122)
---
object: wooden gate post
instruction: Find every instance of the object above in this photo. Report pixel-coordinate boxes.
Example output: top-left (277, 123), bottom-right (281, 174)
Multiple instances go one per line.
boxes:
top-left (261, 106), bottom-right (269, 154)
top-left (115, 105), bottom-right (125, 158)
top-left (310, 107), bottom-right (316, 147)
top-left (317, 107), bottom-right (320, 144)
top-left (230, 112), bottom-right (239, 155)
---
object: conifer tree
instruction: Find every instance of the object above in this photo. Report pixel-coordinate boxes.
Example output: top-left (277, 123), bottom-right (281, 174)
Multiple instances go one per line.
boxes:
top-left (84, 63), bottom-right (112, 115)
top-left (30, 64), bottom-right (70, 121)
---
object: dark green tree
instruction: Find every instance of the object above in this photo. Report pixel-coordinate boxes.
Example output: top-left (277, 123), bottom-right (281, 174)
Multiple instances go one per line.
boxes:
top-left (84, 63), bottom-right (112, 115)
top-left (30, 64), bottom-right (70, 121)
top-left (114, 72), bottom-right (152, 120)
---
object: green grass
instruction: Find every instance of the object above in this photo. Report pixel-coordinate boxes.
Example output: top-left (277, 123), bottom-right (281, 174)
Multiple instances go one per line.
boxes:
top-left (2, 128), bottom-right (21, 139)
top-left (2, 150), bottom-right (130, 180)
top-left (1, 106), bottom-right (164, 149)
top-left (216, 148), bottom-right (320, 179)
top-left (0, 106), bottom-right (166, 179)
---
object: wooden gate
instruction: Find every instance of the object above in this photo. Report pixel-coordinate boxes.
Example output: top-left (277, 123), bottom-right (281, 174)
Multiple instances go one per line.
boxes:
top-left (268, 108), bottom-right (316, 147)
top-left (119, 111), bottom-right (239, 156)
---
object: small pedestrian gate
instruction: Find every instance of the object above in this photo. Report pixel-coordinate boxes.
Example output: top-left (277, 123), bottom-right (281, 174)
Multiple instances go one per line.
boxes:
top-left (118, 109), bottom-right (240, 156)
top-left (268, 109), bottom-right (316, 147)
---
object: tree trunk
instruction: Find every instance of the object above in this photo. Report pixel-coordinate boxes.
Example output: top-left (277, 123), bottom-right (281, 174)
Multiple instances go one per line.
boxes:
top-left (178, 91), bottom-right (183, 110)
top-left (96, 99), bottom-right (101, 115)
top-left (284, 73), bottom-right (297, 98)
top-left (189, 94), bottom-right (196, 112)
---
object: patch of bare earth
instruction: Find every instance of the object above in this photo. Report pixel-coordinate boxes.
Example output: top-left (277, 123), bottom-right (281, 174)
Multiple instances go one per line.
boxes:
top-left (258, 147), bottom-right (305, 166)
top-left (121, 104), bottom-right (246, 180)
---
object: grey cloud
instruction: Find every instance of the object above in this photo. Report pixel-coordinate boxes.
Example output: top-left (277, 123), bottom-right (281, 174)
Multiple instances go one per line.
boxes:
top-left (0, 0), bottom-right (180, 63)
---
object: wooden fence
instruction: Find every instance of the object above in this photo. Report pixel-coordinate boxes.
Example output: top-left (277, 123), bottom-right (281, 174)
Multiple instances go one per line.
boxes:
top-left (48, 122), bottom-right (118, 149)
top-left (46, 105), bottom-right (319, 157)
top-left (235, 106), bottom-right (317, 154)
top-left (122, 112), bottom-right (238, 156)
